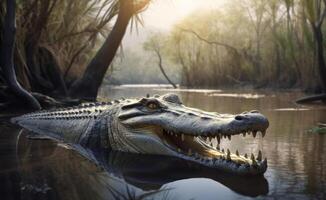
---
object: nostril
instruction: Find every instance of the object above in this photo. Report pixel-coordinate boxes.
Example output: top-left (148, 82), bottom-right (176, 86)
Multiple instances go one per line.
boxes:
top-left (235, 115), bottom-right (243, 121)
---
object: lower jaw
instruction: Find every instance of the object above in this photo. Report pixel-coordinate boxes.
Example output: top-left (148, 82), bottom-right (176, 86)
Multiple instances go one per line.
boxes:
top-left (158, 129), bottom-right (268, 175)
top-left (163, 140), bottom-right (267, 175)
top-left (174, 152), bottom-right (267, 175)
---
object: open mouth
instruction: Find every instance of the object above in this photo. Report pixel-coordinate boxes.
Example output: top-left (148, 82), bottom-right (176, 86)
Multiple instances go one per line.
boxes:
top-left (160, 128), bottom-right (268, 175)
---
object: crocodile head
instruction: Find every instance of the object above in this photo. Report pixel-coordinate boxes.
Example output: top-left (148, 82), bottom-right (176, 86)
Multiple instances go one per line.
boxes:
top-left (114, 93), bottom-right (269, 175)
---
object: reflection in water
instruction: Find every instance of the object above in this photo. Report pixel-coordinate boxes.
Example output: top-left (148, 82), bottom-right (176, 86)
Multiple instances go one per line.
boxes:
top-left (0, 87), bottom-right (326, 199)
top-left (209, 93), bottom-right (266, 99)
top-left (273, 108), bottom-right (311, 111)
top-left (14, 130), bottom-right (267, 200)
top-left (155, 88), bottom-right (222, 94)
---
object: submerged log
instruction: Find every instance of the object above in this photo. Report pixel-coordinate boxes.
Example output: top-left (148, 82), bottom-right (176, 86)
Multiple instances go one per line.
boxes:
top-left (296, 93), bottom-right (326, 104)
top-left (31, 93), bottom-right (81, 108)
top-left (0, 86), bottom-right (80, 111)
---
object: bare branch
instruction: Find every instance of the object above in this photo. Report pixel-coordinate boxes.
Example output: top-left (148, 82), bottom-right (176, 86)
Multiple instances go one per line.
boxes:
top-left (178, 27), bottom-right (240, 54)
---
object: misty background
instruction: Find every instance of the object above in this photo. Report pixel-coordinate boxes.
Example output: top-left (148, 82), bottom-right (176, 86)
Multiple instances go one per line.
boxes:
top-left (108, 0), bottom-right (222, 85)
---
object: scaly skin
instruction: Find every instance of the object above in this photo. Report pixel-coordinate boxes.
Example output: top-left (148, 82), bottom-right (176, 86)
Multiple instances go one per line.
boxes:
top-left (11, 93), bottom-right (269, 176)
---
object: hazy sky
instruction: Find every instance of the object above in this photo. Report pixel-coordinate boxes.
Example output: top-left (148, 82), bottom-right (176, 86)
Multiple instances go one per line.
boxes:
top-left (123, 0), bottom-right (226, 47)
top-left (142, 0), bottom-right (224, 30)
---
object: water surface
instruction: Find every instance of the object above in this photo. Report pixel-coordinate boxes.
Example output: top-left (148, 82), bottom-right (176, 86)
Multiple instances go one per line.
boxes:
top-left (0, 85), bottom-right (325, 200)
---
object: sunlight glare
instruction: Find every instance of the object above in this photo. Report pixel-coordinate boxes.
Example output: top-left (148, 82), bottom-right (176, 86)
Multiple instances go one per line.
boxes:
top-left (143, 0), bottom-right (226, 29)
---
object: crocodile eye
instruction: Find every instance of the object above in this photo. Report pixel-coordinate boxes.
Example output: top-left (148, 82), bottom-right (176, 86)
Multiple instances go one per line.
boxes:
top-left (147, 102), bottom-right (159, 110)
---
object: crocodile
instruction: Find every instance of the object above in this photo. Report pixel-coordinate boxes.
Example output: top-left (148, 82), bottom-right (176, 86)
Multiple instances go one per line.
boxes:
top-left (11, 93), bottom-right (269, 175)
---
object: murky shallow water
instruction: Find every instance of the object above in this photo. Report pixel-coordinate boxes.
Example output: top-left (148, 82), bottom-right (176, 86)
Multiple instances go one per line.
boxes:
top-left (1, 85), bottom-right (325, 200)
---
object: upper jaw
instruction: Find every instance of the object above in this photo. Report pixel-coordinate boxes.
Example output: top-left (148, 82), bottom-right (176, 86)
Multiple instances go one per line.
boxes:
top-left (164, 111), bottom-right (269, 137)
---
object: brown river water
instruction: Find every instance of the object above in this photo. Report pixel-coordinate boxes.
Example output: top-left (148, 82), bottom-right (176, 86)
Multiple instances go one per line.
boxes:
top-left (0, 85), bottom-right (325, 200)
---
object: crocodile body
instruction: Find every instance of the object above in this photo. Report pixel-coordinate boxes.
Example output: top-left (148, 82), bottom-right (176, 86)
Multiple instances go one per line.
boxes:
top-left (12, 93), bottom-right (269, 175)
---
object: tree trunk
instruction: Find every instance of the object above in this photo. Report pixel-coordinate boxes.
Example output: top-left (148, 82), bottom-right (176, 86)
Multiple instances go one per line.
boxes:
top-left (69, 0), bottom-right (135, 100)
top-left (155, 50), bottom-right (177, 88)
top-left (0, 0), bottom-right (41, 110)
top-left (255, 32), bottom-right (262, 79)
top-left (312, 26), bottom-right (326, 92)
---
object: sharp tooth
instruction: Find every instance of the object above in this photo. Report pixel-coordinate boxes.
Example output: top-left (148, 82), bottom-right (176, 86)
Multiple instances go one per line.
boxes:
top-left (252, 158), bottom-right (257, 166)
top-left (244, 153), bottom-right (248, 158)
top-left (181, 134), bottom-right (185, 141)
top-left (262, 130), bottom-right (266, 137)
top-left (216, 143), bottom-right (220, 150)
top-left (193, 136), bottom-right (196, 141)
top-left (206, 137), bottom-right (210, 143)
top-left (228, 135), bottom-right (231, 140)
top-left (236, 150), bottom-right (239, 156)
top-left (257, 150), bottom-right (262, 161)
top-left (251, 153), bottom-right (257, 165)
top-left (227, 149), bottom-right (231, 161)
top-left (253, 131), bottom-right (257, 138)
top-left (178, 148), bottom-right (181, 153)
top-left (263, 158), bottom-right (267, 166)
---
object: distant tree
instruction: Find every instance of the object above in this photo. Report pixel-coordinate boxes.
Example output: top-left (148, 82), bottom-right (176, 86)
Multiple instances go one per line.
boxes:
top-left (240, 0), bottom-right (269, 79)
top-left (143, 32), bottom-right (177, 88)
top-left (302, 0), bottom-right (326, 92)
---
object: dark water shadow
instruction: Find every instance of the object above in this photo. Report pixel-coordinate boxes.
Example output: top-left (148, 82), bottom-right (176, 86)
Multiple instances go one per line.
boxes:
top-left (15, 129), bottom-right (269, 199)
top-left (97, 151), bottom-right (269, 197)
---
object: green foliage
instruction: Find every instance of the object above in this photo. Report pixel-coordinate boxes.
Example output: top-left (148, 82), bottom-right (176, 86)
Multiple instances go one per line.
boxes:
top-left (1, 0), bottom-right (149, 96)
top-left (14, 0), bottom-right (119, 80)
top-left (144, 0), bottom-right (326, 90)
